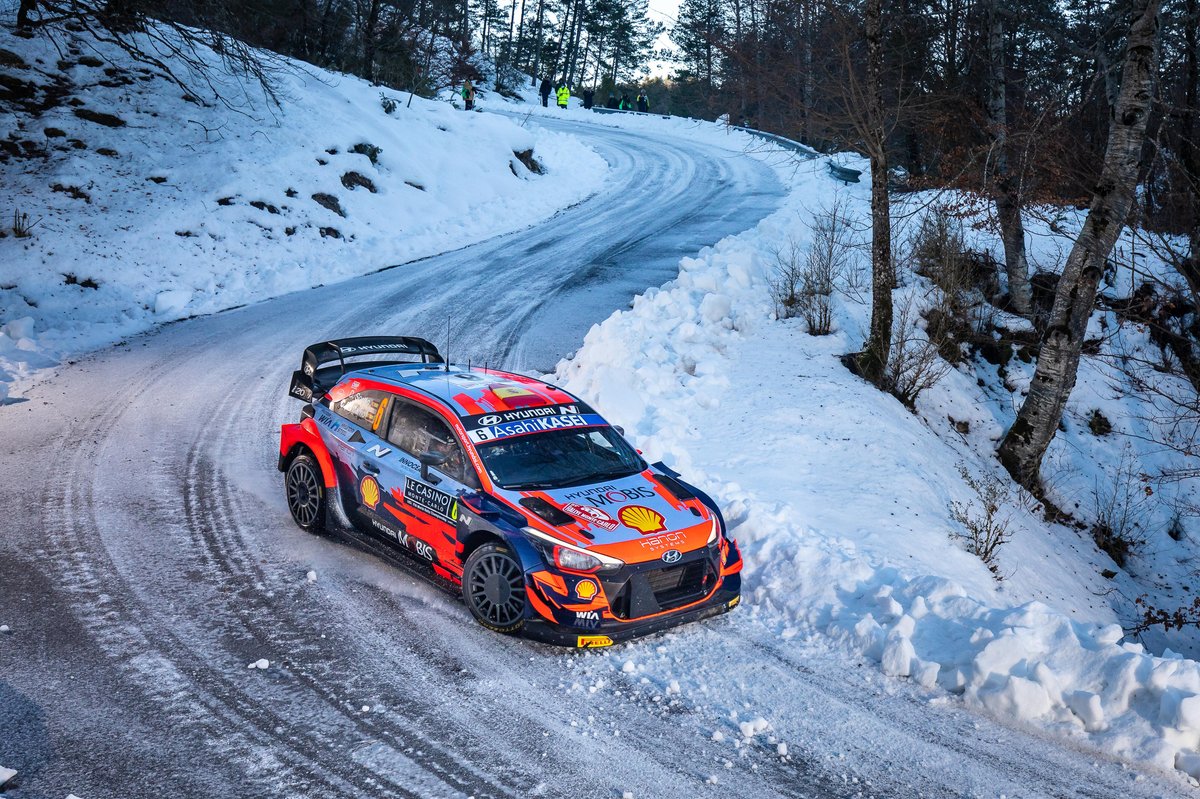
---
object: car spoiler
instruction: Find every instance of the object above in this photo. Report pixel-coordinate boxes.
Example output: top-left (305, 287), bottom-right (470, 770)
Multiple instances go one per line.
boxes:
top-left (288, 336), bottom-right (443, 402)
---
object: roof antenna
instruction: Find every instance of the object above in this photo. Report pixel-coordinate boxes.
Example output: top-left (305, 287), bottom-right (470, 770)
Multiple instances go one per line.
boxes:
top-left (444, 317), bottom-right (451, 372)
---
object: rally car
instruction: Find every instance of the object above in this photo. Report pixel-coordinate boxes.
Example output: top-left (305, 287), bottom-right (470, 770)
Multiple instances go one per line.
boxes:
top-left (279, 336), bottom-right (742, 647)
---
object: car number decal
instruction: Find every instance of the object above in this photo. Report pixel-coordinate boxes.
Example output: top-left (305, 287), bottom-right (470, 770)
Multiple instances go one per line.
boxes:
top-left (468, 413), bottom-right (607, 443)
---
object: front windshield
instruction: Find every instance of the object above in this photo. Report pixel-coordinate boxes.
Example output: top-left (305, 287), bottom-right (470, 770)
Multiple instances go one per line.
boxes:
top-left (475, 426), bottom-right (646, 490)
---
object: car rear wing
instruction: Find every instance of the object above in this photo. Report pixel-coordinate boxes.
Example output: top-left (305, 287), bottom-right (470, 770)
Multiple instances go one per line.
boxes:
top-left (288, 336), bottom-right (443, 402)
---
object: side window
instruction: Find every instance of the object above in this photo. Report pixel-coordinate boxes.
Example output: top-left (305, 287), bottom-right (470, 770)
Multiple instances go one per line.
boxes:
top-left (387, 402), bottom-right (474, 485)
top-left (331, 390), bottom-right (390, 434)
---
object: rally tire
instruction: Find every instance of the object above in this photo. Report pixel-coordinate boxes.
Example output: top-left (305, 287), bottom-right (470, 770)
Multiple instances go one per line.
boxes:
top-left (285, 452), bottom-right (327, 534)
top-left (462, 543), bottom-right (527, 634)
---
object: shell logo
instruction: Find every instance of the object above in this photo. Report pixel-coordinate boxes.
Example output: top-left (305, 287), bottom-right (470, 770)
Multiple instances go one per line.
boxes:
top-left (360, 475), bottom-right (381, 509)
top-left (576, 579), bottom-right (598, 600)
top-left (618, 505), bottom-right (666, 535)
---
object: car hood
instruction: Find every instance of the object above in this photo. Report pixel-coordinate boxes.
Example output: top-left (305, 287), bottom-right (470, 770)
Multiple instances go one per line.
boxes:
top-left (496, 471), bottom-right (713, 564)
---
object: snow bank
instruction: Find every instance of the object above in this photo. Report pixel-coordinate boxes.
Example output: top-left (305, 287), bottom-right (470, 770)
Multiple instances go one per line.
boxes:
top-left (0, 23), bottom-right (606, 400)
top-left (553, 147), bottom-right (1200, 778)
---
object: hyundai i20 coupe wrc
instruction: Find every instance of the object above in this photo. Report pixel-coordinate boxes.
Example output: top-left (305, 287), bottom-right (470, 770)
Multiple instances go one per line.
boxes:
top-left (279, 336), bottom-right (742, 647)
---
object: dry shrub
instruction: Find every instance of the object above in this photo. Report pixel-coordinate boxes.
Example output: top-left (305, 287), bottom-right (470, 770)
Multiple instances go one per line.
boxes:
top-left (770, 199), bottom-right (854, 335)
top-left (1091, 445), bottom-right (1152, 567)
top-left (948, 463), bottom-right (1014, 577)
top-left (885, 294), bottom-right (952, 407)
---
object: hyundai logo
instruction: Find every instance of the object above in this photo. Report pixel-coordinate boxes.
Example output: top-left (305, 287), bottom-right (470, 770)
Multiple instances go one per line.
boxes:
top-left (478, 415), bottom-right (503, 427)
top-left (661, 549), bottom-right (682, 564)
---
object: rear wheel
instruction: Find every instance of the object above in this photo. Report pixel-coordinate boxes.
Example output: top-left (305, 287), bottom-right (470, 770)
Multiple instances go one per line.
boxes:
top-left (462, 543), bottom-right (527, 634)
top-left (285, 452), bottom-right (326, 533)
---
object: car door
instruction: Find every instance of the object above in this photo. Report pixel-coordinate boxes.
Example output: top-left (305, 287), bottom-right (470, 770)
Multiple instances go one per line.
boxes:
top-left (371, 398), bottom-right (477, 570)
top-left (322, 388), bottom-right (395, 519)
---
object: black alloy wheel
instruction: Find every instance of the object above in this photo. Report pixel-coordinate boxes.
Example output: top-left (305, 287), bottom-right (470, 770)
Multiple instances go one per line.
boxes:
top-left (463, 543), bottom-right (527, 633)
top-left (285, 452), bottom-right (326, 533)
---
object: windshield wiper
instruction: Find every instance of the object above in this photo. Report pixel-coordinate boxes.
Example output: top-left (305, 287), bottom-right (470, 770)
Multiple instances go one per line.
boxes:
top-left (505, 480), bottom-right (560, 491)
top-left (549, 467), bottom-right (638, 489)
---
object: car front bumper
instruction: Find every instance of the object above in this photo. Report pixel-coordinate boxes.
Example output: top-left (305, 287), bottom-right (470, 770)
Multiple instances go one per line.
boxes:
top-left (520, 539), bottom-right (743, 648)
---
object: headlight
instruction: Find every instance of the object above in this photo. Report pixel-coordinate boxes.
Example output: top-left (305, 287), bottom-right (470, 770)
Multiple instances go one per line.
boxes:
top-left (554, 546), bottom-right (602, 573)
top-left (523, 526), bottom-right (624, 573)
top-left (706, 516), bottom-right (721, 546)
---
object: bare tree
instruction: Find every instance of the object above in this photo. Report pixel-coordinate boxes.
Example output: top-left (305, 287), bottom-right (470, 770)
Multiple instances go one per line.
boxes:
top-left (857, 0), bottom-right (895, 385)
top-left (998, 0), bottom-right (1162, 491)
top-left (984, 0), bottom-right (1032, 317)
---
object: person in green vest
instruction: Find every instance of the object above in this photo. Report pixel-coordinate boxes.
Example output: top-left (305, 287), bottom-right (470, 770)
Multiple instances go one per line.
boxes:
top-left (619, 93), bottom-right (632, 111)
top-left (460, 79), bottom-right (475, 111)
top-left (556, 84), bottom-right (570, 109)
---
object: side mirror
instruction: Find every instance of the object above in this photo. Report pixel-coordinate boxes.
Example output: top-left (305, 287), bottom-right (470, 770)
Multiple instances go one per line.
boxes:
top-left (419, 451), bottom-right (448, 484)
top-left (613, 425), bottom-right (625, 436)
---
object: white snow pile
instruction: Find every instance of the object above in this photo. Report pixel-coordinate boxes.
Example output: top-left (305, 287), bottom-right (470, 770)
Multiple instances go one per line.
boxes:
top-left (554, 154), bottom-right (1200, 778)
top-left (0, 22), bottom-right (606, 400)
top-left (0, 765), bottom-right (16, 788)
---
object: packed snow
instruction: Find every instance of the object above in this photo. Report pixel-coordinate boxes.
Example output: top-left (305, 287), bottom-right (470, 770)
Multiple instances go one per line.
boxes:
top-left (553, 146), bottom-right (1200, 779)
top-left (0, 23), bottom-right (605, 400)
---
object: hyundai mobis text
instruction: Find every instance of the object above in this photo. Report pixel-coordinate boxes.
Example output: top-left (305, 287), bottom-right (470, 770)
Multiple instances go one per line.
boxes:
top-left (279, 337), bottom-right (742, 647)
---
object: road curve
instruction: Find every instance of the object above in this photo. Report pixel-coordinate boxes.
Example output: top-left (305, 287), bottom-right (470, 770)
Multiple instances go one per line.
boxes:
top-left (0, 115), bottom-right (1189, 799)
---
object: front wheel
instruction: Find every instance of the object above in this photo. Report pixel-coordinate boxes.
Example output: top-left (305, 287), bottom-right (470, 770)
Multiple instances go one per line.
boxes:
top-left (285, 452), bottom-right (326, 533)
top-left (462, 543), bottom-right (527, 634)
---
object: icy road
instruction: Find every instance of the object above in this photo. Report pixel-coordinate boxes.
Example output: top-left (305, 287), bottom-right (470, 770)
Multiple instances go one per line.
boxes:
top-left (0, 115), bottom-right (1188, 798)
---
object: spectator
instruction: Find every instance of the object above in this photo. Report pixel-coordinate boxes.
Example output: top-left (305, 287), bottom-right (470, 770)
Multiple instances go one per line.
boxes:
top-left (539, 77), bottom-right (552, 107)
top-left (460, 79), bottom-right (476, 111)
top-left (556, 83), bottom-right (570, 109)
top-left (582, 88), bottom-right (595, 109)
top-left (619, 93), bottom-right (632, 111)
top-left (635, 91), bottom-right (648, 113)
top-left (605, 91), bottom-right (619, 109)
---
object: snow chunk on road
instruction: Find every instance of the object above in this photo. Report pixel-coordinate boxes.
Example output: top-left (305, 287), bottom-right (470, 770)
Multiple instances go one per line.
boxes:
top-left (248, 658), bottom-right (269, 670)
top-left (738, 717), bottom-right (770, 738)
top-left (153, 289), bottom-right (192, 318)
top-left (0, 766), bottom-right (16, 787)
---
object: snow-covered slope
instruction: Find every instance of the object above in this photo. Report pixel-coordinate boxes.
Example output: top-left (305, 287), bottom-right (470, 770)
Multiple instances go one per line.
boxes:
top-left (0, 24), bottom-right (605, 400)
top-left (553, 151), bottom-right (1200, 781)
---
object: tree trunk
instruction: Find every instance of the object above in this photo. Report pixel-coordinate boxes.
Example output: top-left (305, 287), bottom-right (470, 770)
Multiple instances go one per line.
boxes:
top-left (985, 0), bottom-right (1032, 316)
top-left (998, 0), bottom-right (1161, 490)
top-left (363, 0), bottom-right (381, 83)
top-left (16, 0), bottom-right (37, 28)
top-left (1178, 0), bottom-right (1200, 314)
top-left (566, 0), bottom-right (585, 86)
top-left (531, 0), bottom-right (546, 82)
top-left (857, 0), bottom-right (894, 385)
top-left (801, 0), bottom-right (814, 139)
top-left (515, 0), bottom-right (528, 76)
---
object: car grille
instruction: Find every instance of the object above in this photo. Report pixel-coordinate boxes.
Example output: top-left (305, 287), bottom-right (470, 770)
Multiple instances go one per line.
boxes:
top-left (607, 557), bottom-right (715, 620)
top-left (645, 560), bottom-right (708, 605)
